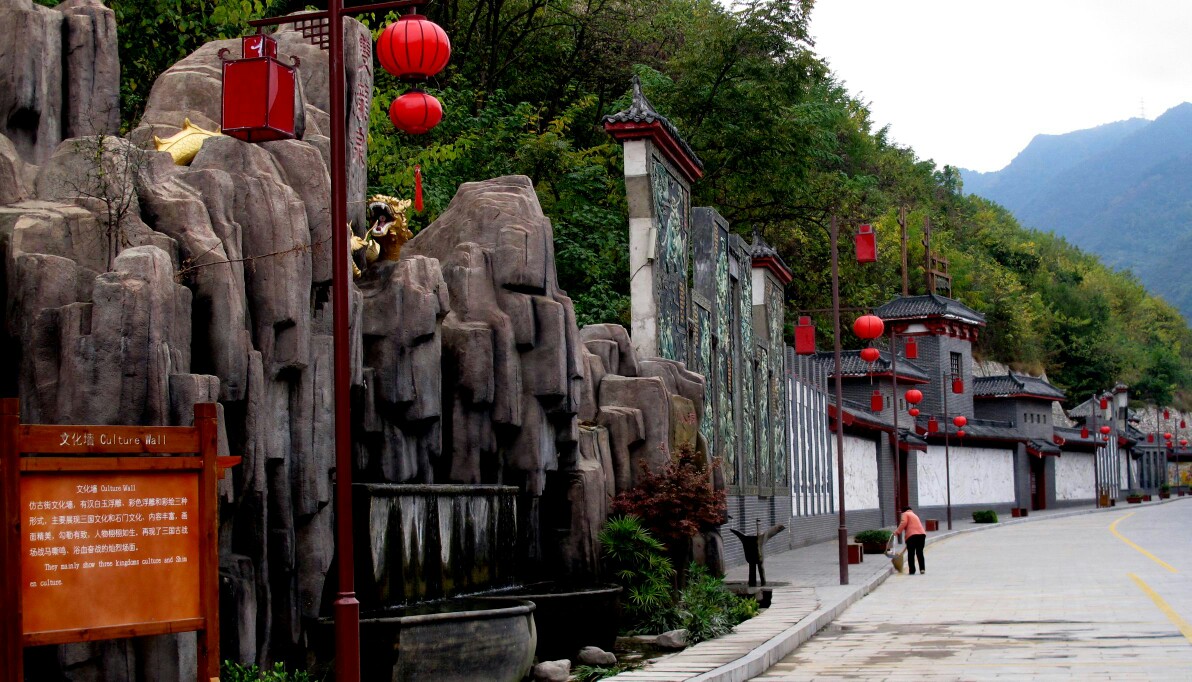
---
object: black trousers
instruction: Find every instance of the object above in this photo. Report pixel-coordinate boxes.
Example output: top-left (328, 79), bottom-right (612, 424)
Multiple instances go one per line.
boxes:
top-left (906, 534), bottom-right (926, 573)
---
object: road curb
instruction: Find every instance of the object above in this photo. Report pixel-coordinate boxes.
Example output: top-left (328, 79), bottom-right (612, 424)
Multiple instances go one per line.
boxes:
top-left (686, 496), bottom-right (1190, 682)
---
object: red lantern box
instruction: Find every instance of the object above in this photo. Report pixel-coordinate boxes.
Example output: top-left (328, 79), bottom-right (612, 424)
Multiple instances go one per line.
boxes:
top-left (795, 316), bottom-right (816, 355)
top-left (221, 35), bottom-right (296, 142)
top-left (871, 390), bottom-right (883, 412)
top-left (855, 223), bottom-right (877, 263)
top-left (952, 377), bottom-right (964, 394)
top-left (904, 337), bottom-right (918, 359)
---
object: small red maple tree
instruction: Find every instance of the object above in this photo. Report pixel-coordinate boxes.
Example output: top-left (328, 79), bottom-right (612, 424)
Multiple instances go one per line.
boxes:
top-left (610, 445), bottom-right (727, 548)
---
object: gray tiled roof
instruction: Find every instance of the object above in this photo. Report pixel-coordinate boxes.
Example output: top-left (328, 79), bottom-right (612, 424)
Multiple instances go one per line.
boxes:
top-left (973, 374), bottom-right (1066, 401)
top-left (874, 294), bottom-right (986, 326)
top-left (602, 76), bottom-right (704, 170)
top-left (816, 349), bottom-right (931, 382)
top-left (1054, 425), bottom-right (1103, 448)
top-left (1026, 438), bottom-right (1062, 455)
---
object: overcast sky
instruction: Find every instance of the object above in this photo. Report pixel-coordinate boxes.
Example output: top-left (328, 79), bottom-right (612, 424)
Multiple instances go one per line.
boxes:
top-left (810, 1), bottom-right (1192, 172)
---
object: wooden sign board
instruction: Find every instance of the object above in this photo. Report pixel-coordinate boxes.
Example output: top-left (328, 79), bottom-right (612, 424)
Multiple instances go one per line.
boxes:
top-left (1, 400), bottom-right (232, 682)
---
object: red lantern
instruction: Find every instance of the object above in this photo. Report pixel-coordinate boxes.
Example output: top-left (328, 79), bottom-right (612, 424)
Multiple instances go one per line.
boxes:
top-left (957, 430), bottom-right (965, 438)
top-left (1181, 439), bottom-right (1188, 447)
top-left (928, 417), bottom-right (939, 433)
top-left (909, 408), bottom-right (920, 417)
top-left (377, 14), bottom-right (451, 80)
top-left (220, 34), bottom-right (296, 142)
top-left (1102, 434), bottom-right (1110, 442)
top-left (853, 314), bottom-right (884, 340)
top-left (855, 223), bottom-right (877, 263)
top-left (860, 347), bottom-right (880, 363)
top-left (1165, 409), bottom-right (1170, 419)
top-left (871, 390), bottom-right (883, 412)
top-left (953, 415), bottom-right (968, 428)
top-left (389, 91), bottom-right (443, 135)
top-left (1182, 419), bottom-right (1187, 429)
top-left (1165, 432), bottom-right (1173, 440)
top-left (1099, 397), bottom-right (1109, 410)
top-left (904, 337), bottom-right (918, 360)
top-left (1099, 425), bottom-right (1111, 435)
top-left (905, 389), bottom-right (923, 405)
top-left (795, 316), bottom-right (816, 355)
top-left (1148, 433), bottom-right (1155, 442)
top-left (952, 377), bottom-right (964, 394)
top-left (1081, 427), bottom-right (1089, 439)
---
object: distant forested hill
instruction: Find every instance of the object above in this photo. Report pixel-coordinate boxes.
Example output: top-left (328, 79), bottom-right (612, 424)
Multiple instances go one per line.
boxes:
top-left (961, 104), bottom-right (1192, 321)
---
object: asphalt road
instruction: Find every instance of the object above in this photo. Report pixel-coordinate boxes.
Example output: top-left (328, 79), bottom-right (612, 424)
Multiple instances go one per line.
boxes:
top-left (757, 500), bottom-right (1192, 680)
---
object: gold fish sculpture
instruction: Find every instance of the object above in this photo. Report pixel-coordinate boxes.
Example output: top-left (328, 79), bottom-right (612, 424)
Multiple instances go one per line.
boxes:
top-left (153, 118), bottom-right (223, 165)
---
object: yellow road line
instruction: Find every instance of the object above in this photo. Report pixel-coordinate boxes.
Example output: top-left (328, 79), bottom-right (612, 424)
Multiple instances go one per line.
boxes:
top-left (1129, 573), bottom-right (1192, 645)
top-left (1110, 512), bottom-right (1178, 573)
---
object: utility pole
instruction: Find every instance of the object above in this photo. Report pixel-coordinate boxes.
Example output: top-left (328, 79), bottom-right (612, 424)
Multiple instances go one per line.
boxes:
top-left (922, 216), bottom-right (933, 294)
top-left (899, 206), bottom-right (909, 297)
top-left (830, 214), bottom-right (849, 586)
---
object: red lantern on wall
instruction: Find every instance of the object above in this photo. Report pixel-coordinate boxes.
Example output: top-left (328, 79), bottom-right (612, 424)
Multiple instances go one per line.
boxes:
top-left (1081, 427), bottom-right (1089, 439)
top-left (905, 389), bottom-right (923, 405)
top-left (389, 91), bottom-right (443, 135)
top-left (795, 316), bottom-right (816, 355)
top-left (928, 417), bottom-right (939, 433)
top-left (1165, 408), bottom-right (1170, 419)
top-left (1182, 419), bottom-right (1187, 429)
top-left (1148, 433), bottom-right (1155, 442)
top-left (853, 314), bottom-right (884, 340)
top-left (220, 34), bottom-right (297, 142)
top-left (860, 347), bottom-right (880, 363)
top-left (909, 408), bottom-right (920, 417)
top-left (871, 390), bottom-right (883, 412)
top-left (855, 223), bottom-right (877, 263)
top-left (377, 14), bottom-right (452, 80)
top-left (953, 415), bottom-right (968, 428)
top-left (1099, 397), bottom-right (1109, 410)
top-left (904, 337), bottom-right (918, 359)
top-left (1099, 425), bottom-right (1111, 435)
top-left (952, 377), bottom-right (964, 394)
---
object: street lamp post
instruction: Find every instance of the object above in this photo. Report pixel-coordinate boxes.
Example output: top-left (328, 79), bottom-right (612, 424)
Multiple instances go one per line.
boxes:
top-left (942, 373), bottom-right (953, 531)
top-left (829, 214), bottom-right (849, 586)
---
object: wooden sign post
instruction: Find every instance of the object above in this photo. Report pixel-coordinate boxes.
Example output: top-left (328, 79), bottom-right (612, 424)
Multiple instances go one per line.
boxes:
top-left (1, 399), bottom-right (234, 682)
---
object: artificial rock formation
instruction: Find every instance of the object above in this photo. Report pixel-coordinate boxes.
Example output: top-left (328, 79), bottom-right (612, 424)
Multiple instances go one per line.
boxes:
top-left (0, 17), bottom-right (718, 681)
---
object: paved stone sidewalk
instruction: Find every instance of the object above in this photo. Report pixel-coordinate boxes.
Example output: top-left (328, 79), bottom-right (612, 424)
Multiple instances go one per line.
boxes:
top-left (609, 498), bottom-right (1181, 681)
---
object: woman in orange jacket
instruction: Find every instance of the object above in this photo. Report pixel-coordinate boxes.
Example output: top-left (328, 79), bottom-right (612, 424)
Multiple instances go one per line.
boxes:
top-left (894, 506), bottom-right (927, 575)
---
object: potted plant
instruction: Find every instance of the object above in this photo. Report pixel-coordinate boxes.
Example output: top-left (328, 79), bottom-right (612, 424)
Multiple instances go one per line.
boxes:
top-left (1127, 490), bottom-right (1144, 504)
top-left (854, 529), bottom-right (893, 554)
top-left (972, 510), bottom-right (998, 524)
top-left (1011, 508), bottom-right (1021, 518)
top-left (1159, 484), bottom-right (1171, 499)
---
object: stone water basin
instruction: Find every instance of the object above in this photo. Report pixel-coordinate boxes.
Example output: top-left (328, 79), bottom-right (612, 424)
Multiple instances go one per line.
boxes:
top-left (484, 581), bottom-right (622, 661)
top-left (323, 598), bottom-right (537, 681)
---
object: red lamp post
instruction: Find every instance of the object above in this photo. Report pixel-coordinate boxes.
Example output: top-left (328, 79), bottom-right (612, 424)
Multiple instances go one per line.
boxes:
top-left (240, 4), bottom-right (450, 681)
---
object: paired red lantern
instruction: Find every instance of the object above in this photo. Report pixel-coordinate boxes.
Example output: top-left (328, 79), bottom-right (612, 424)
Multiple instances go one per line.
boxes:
top-left (1099, 425), bottom-right (1111, 435)
top-left (957, 430), bottom-right (966, 438)
top-left (1102, 435), bottom-right (1110, 442)
top-left (952, 377), bottom-right (964, 394)
top-left (377, 14), bottom-right (451, 80)
top-left (389, 91), bottom-right (444, 135)
top-left (860, 347), bottom-right (880, 363)
top-left (220, 34), bottom-right (297, 142)
top-left (905, 389), bottom-right (923, 405)
top-left (795, 316), bottom-right (816, 355)
top-left (908, 408), bottom-right (920, 417)
top-left (953, 415), bottom-right (968, 428)
top-left (904, 337), bottom-right (918, 360)
top-left (871, 390), bottom-right (883, 412)
top-left (855, 223), bottom-right (877, 263)
top-left (853, 314), bottom-right (884, 340)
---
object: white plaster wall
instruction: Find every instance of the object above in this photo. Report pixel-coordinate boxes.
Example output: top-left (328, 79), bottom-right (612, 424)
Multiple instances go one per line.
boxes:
top-left (1120, 452), bottom-right (1136, 491)
top-left (1056, 452), bottom-right (1095, 500)
top-left (918, 445), bottom-right (1015, 506)
top-left (830, 434), bottom-right (879, 511)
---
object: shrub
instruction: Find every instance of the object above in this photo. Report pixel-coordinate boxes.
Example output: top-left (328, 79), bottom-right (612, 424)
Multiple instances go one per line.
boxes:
top-left (599, 515), bottom-right (677, 634)
top-left (674, 563), bottom-right (758, 644)
top-left (222, 662), bottom-right (315, 682)
top-left (610, 446), bottom-right (727, 547)
top-left (573, 662), bottom-right (643, 681)
top-left (854, 529), bottom-right (893, 544)
top-left (1160, 483), bottom-right (1171, 493)
top-left (1127, 490), bottom-right (1145, 498)
top-left (972, 510), bottom-right (998, 524)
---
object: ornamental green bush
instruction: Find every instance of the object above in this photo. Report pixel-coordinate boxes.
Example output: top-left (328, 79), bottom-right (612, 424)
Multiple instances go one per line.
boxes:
top-left (222, 662), bottom-right (316, 682)
top-left (854, 529), bottom-right (893, 544)
top-left (972, 510), bottom-right (998, 524)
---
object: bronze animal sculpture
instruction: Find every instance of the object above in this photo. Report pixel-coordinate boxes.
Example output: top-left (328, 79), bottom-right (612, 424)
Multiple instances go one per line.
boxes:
top-left (351, 194), bottom-right (414, 277)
